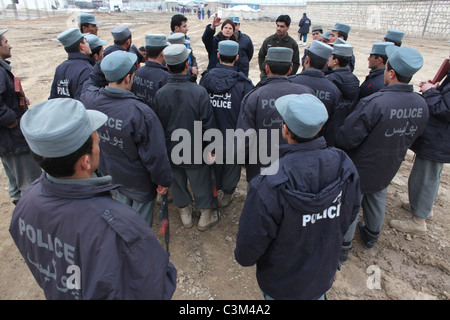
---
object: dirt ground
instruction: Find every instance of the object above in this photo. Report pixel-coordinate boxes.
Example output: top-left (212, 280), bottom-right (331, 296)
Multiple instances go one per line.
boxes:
top-left (0, 10), bottom-right (448, 300)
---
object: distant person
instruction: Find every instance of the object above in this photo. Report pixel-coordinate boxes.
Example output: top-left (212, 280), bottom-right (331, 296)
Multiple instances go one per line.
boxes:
top-left (49, 28), bottom-right (92, 100)
top-left (229, 16), bottom-right (254, 77)
top-left (235, 94), bottom-right (361, 300)
top-left (297, 12), bottom-right (311, 46)
top-left (10, 98), bottom-right (176, 299)
top-left (311, 25), bottom-right (323, 41)
top-left (0, 28), bottom-right (42, 205)
top-left (327, 23), bottom-right (355, 72)
top-left (258, 15), bottom-right (300, 81)
top-left (103, 25), bottom-right (134, 56)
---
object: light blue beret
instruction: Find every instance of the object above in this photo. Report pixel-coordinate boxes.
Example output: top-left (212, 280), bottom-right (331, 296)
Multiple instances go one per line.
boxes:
top-left (275, 94), bottom-right (328, 138)
top-left (229, 16), bottom-right (240, 24)
top-left (20, 98), bottom-right (107, 158)
top-left (381, 30), bottom-right (405, 42)
top-left (266, 47), bottom-right (293, 63)
top-left (312, 25), bottom-right (323, 32)
top-left (330, 23), bottom-right (351, 35)
top-left (101, 51), bottom-right (137, 82)
top-left (57, 28), bottom-right (84, 48)
top-left (320, 30), bottom-right (331, 40)
top-left (218, 40), bottom-right (239, 56)
top-left (83, 33), bottom-right (107, 50)
top-left (330, 38), bottom-right (347, 46)
top-left (365, 42), bottom-right (395, 56)
top-left (163, 44), bottom-right (191, 65)
top-left (0, 29), bottom-right (8, 36)
top-left (167, 33), bottom-right (190, 45)
top-left (78, 13), bottom-right (101, 26)
top-left (309, 40), bottom-right (333, 59)
top-left (111, 25), bottom-right (134, 41)
top-left (145, 34), bottom-right (170, 47)
top-left (333, 43), bottom-right (353, 57)
top-left (385, 46), bottom-right (423, 77)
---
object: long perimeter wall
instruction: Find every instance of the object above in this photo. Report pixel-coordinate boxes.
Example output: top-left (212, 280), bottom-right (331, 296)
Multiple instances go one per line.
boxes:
top-left (259, 0), bottom-right (449, 39)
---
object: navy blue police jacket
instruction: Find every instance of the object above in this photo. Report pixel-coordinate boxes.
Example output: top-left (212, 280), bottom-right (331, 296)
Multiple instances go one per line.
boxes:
top-left (131, 60), bottom-right (170, 110)
top-left (234, 31), bottom-right (254, 77)
top-left (411, 71), bottom-right (450, 163)
top-left (154, 74), bottom-right (217, 169)
top-left (298, 16), bottom-right (311, 34)
top-left (235, 76), bottom-right (314, 182)
top-left (325, 67), bottom-right (360, 146)
top-left (9, 173), bottom-right (177, 300)
top-left (235, 138), bottom-right (361, 300)
top-left (49, 53), bottom-right (93, 100)
top-left (335, 83), bottom-right (429, 194)
top-left (0, 60), bottom-right (31, 157)
top-left (80, 86), bottom-right (172, 203)
top-left (289, 69), bottom-right (341, 139)
top-left (359, 67), bottom-right (386, 100)
top-left (200, 64), bottom-right (254, 160)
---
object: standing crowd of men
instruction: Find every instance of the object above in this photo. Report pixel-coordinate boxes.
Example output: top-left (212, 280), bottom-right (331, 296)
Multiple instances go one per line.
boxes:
top-left (1, 11), bottom-right (448, 300)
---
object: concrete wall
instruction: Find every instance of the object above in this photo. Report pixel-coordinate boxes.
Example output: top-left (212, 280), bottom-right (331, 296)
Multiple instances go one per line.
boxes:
top-left (260, 1), bottom-right (449, 39)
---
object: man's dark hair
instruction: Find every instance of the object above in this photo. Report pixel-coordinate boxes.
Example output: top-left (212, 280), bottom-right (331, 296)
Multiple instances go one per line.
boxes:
top-left (387, 61), bottom-right (412, 83)
top-left (276, 15), bottom-right (291, 27)
top-left (114, 35), bottom-right (131, 46)
top-left (79, 23), bottom-right (93, 34)
top-left (90, 45), bottom-right (102, 57)
top-left (331, 53), bottom-right (352, 68)
top-left (385, 38), bottom-right (402, 47)
top-left (336, 30), bottom-right (348, 41)
top-left (171, 14), bottom-right (187, 32)
top-left (283, 121), bottom-right (318, 143)
top-left (219, 54), bottom-right (236, 64)
top-left (167, 58), bottom-right (189, 74)
top-left (372, 54), bottom-right (388, 65)
top-left (306, 50), bottom-right (328, 70)
top-left (146, 46), bottom-right (166, 59)
top-left (64, 37), bottom-right (84, 54)
top-left (267, 60), bottom-right (292, 76)
top-left (31, 135), bottom-right (93, 178)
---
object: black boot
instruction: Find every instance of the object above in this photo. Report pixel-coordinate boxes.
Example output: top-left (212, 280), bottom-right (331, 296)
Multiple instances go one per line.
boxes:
top-left (339, 241), bottom-right (353, 268)
top-left (357, 221), bottom-right (380, 250)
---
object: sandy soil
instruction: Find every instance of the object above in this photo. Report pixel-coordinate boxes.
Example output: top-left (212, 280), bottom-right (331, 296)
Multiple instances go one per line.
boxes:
top-left (0, 10), bottom-right (448, 300)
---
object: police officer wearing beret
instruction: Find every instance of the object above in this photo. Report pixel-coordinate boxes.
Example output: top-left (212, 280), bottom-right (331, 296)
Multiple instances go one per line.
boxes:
top-left (335, 46), bottom-right (429, 255)
top-left (131, 34), bottom-right (171, 109)
top-left (236, 47), bottom-right (314, 184)
top-left (235, 94), bottom-right (361, 300)
top-left (9, 98), bottom-right (176, 299)
top-left (200, 40), bottom-right (254, 208)
top-left (0, 29), bottom-right (42, 205)
top-left (78, 13), bottom-right (101, 36)
top-left (81, 51), bottom-right (172, 227)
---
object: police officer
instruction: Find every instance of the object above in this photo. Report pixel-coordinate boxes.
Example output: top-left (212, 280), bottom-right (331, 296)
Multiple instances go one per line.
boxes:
top-left (168, 33), bottom-right (197, 82)
top-left (78, 12), bottom-right (101, 35)
top-left (390, 65), bottom-right (450, 234)
top-left (325, 42), bottom-right (360, 146)
top-left (359, 42), bottom-right (395, 100)
top-left (235, 94), bottom-right (361, 300)
top-left (84, 33), bottom-right (108, 64)
top-left (81, 51), bottom-right (172, 227)
top-left (236, 47), bottom-right (314, 184)
top-left (290, 40), bottom-right (341, 140)
top-left (0, 29), bottom-right (42, 205)
top-left (131, 34), bottom-right (171, 109)
top-left (335, 46), bottom-right (429, 255)
top-left (381, 29), bottom-right (405, 47)
top-left (154, 44), bottom-right (218, 231)
top-left (327, 23), bottom-right (355, 72)
top-left (229, 16), bottom-right (254, 78)
top-left (10, 98), bottom-right (176, 299)
top-left (200, 40), bottom-right (254, 208)
top-left (49, 28), bottom-right (92, 100)
top-left (103, 25), bottom-right (134, 56)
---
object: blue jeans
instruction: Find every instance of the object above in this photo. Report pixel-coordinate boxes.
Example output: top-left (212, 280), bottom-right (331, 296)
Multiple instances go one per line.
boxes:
top-left (299, 33), bottom-right (307, 43)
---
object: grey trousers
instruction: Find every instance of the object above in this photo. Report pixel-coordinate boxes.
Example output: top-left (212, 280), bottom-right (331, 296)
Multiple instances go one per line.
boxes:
top-left (214, 163), bottom-right (241, 195)
top-left (112, 189), bottom-right (156, 226)
top-left (171, 165), bottom-right (215, 209)
top-left (343, 187), bottom-right (388, 242)
top-left (408, 156), bottom-right (444, 219)
top-left (1, 152), bottom-right (42, 199)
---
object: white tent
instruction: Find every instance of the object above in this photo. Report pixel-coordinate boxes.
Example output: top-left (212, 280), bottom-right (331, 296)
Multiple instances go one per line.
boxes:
top-left (220, 5), bottom-right (262, 21)
top-left (12, 0), bottom-right (65, 10)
